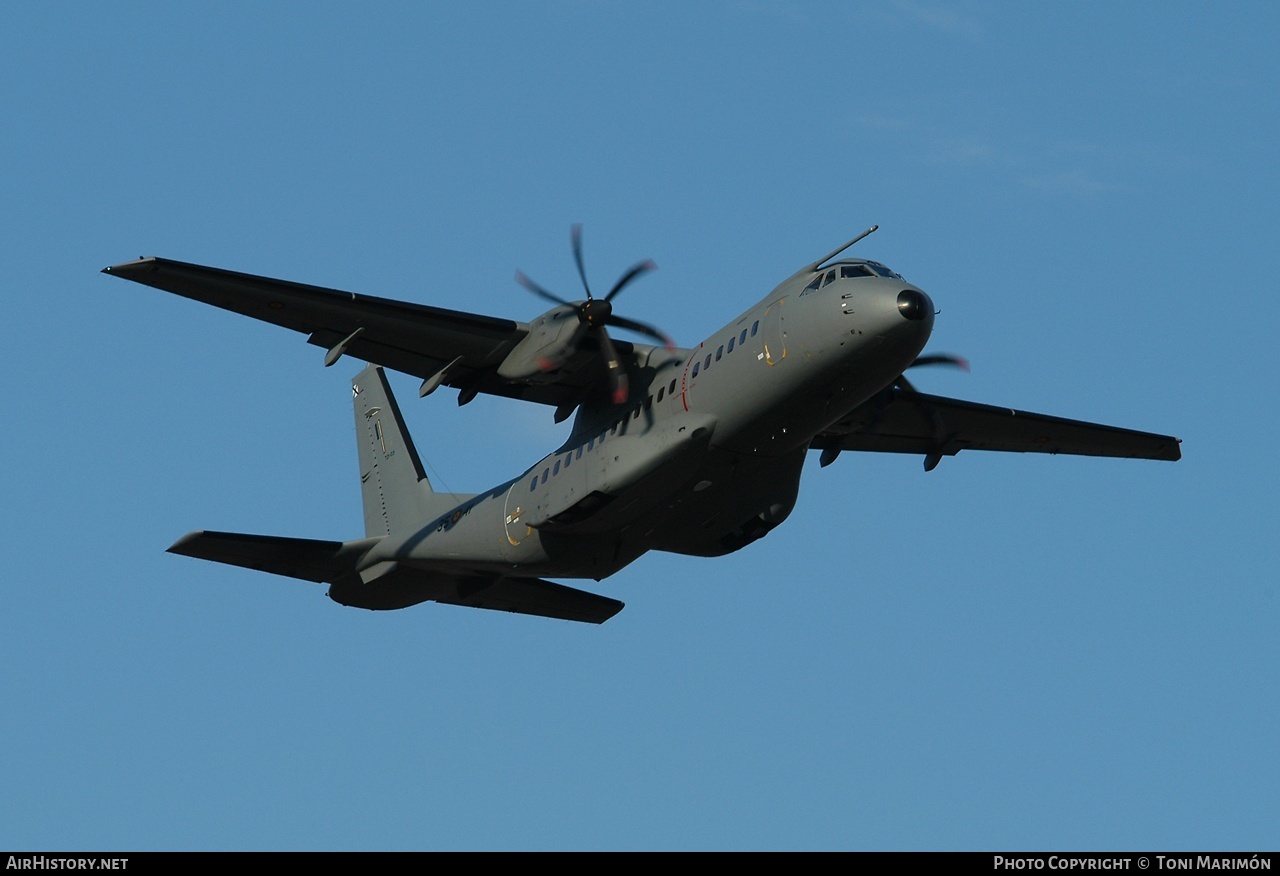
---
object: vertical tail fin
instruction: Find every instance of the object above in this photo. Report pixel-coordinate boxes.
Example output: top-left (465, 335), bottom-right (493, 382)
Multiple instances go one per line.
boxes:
top-left (352, 364), bottom-right (464, 536)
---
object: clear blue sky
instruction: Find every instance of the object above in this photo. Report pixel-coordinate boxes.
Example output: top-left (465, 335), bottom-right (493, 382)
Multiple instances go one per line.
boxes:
top-left (3, 1), bottom-right (1276, 851)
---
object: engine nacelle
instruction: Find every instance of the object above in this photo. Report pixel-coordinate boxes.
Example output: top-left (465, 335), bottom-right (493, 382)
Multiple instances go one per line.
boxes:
top-left (498, 305), bottom-right (585, 379)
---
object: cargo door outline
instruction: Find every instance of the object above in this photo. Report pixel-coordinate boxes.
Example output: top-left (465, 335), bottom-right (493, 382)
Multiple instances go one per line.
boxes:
top-left (763, 298), bottom-right (786, 366)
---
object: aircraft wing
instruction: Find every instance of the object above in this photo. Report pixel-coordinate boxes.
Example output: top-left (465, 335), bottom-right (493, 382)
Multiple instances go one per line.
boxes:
top-left (102, 256), bottom-right (624, 408)
top-left (811, 389), bottom-right (1181, 464)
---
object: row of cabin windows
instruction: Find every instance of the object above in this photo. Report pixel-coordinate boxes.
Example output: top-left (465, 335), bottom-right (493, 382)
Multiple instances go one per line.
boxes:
top-left (528, 316), bottom-right (763, 493)
top-left (529, 374), bottom-right (683, 492)
top-left (691, 319), bottom-right (758, 379)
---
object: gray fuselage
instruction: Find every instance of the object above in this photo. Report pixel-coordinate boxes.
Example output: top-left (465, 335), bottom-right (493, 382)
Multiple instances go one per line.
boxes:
top-left (360, 261), bottom-right (935, 583)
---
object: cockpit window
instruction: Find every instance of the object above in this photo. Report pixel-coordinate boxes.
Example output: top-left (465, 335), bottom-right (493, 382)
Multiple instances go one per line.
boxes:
top-left (867, 261), bottom-right (903, 279)
top-left (805, 261), bottom-right (905, 293)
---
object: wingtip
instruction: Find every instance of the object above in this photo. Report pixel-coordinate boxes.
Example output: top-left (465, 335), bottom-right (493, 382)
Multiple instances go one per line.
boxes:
top-left (167, 530), bottom-right (208, 555)
top-left (101, 256), bottom-right (158, 278)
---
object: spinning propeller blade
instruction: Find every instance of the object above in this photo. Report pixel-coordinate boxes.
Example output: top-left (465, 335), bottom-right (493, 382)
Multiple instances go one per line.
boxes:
top-left (516, 225), bottom-right (673, 403)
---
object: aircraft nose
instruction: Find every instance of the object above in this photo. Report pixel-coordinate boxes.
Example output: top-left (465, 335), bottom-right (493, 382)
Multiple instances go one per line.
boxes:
top-left (896, 288), bottom-right (932, 321)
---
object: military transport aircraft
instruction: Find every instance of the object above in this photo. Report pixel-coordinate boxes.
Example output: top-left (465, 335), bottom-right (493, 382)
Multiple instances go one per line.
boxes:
top-left (103, 226), bottom-right (1180, 623)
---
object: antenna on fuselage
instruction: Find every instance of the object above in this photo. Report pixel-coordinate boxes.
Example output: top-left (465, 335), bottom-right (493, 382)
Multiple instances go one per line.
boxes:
top-left (808, 225), bottom-right (879, 272)
top-left (777, 226), bottom-right (880, 290)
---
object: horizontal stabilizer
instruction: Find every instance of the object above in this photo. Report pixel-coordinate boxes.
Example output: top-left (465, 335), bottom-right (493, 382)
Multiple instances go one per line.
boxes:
top-left (439, 576), bottom-right (624, 624)
top-left (168, 530), bottom-right (378, 583)
top-left (328, 565), bottom-right (624, 623)
top-left (171, 531), bottom-right (621, 622)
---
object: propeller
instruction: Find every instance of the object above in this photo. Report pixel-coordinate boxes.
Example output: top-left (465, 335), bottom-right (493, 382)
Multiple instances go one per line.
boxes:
top-left (821, 352), bottom-right (971, 471)
top-left (893, 353), bottom-right (969, 394)
top-left (887, 353), bottom-right (970, 471)
top-left (516, 225), bottom-right (674, 405)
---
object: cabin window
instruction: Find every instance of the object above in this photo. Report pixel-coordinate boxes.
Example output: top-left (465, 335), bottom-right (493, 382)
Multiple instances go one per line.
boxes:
top-left (704, 354), bottom-right (712, 370)
top-left (541, 469), bottom-right (548, 484)
top-left (727, 337), bottom-right (735, 353)
top-left (692, 362), bottom-right (700, 378)
top-left (553, 460), bottom-right (560, 475)
top-left (563, 453), bottom-right (570, 468)
top-left (716, 345), bottom-right (723, 361)
top-left (657, 386), bottom-right (665, 402)
top-left (669, 378), bottom-right (678, 395)
top-left (644, 395), bottom-right (652, 410)
top-left (751, 321), bottom-right (759, 336)
top-left (740, 329), bottom-right (747, 345)
top-left (530, 477), bottom-right (537, 492)
top-left (587, 438), bottom-right (595, 451)
top-left (576, 447), bottom-right (583, 459)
